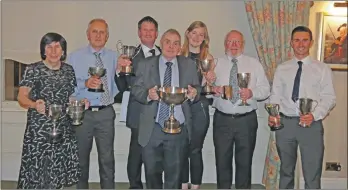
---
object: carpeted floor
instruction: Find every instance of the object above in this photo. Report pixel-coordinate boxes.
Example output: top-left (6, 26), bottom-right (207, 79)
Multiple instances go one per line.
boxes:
top-left (1, 181), bottom-right (265, 189)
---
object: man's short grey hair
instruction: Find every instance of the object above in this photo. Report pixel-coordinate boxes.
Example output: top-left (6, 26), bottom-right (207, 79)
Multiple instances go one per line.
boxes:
top-left (86, 18), bottom-right (109, 33)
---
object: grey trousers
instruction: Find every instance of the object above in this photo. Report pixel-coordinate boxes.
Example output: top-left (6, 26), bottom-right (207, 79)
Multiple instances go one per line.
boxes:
top-left (75, 106), bottom-right (116, 189)
top-left (276, 114), bottom-right (324, 189)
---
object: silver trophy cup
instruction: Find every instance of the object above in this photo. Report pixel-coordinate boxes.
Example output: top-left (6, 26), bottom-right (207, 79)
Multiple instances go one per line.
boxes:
top-left (88, 67), bottom-right (106, 92)
top-left (48, 104), bottom-right (63, 141)
top-left (298, 98), bottom-right (318, 127)
top-left (116, 40), bottom-right (138, 76)
top-left (67, 100), bottom-right (86, 126)
top-left (196, 58), bottom-right (217, 95)
top-left (264, 103), bottom-right (284, 131)
top-left (157, 86), bottom-right (188, 134)
top-left (237, 72), bottom-right (251, 106)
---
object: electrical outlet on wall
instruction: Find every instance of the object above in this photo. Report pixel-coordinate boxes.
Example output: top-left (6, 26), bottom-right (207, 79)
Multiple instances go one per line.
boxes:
top-left (325, 162), bottom-right (342, 171)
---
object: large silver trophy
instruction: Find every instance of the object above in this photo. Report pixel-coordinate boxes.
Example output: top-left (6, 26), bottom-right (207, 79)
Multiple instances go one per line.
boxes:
top-left (265, 103), bottom-right (284, 131)
top-left (66, 100), bottom-right (86, 126)
top-left (221, 85), bottom-right (233, 100)
top-left (88, 67), bottom-right (106, 92)
top-left (48, 104), bottom-right (63, 141)
top-left (157, 86), bottom-right (188, 134)
top-left (298, 98), bottom-right (318, 127)
top-left (116, 40), bottom-right (139, 76)
top-left (237, 72), bottom-right (251, 106)
top-left (196, 58), bottom-right (217, 95)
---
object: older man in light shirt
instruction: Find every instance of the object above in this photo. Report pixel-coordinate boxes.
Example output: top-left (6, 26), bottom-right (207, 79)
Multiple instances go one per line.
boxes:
top-left (210, 30), bottom-right (270, 189)
top-left (269, 26), bottom-right (336, 189)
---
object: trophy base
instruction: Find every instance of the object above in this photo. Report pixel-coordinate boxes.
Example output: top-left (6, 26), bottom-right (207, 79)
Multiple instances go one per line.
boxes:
top-left (88, 88), bottom-right (104, 93)
top-left (48, 132), bottom-right (63, 143)
top-left (162, 127), bottom-right (182, 134)
top-left (201, 91), bottom-right (216, 95)
top-left (119, 72), bottom-right (135, 77)
top-left (270, 124), bottom-right (284, 131)
top-left (72, 121), bottom-right (83, 126)
top-left (162, 119), bottom-right (182, 134)
top-left (238, 102), bottom-right (250, 106)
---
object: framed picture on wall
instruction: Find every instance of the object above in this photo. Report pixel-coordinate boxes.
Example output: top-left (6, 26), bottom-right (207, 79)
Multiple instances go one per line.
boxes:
top-left (317, 13), bottom-right (347, 71)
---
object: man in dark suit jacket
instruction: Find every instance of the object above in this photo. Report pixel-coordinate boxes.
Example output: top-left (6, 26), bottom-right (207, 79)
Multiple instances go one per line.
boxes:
top-left (114, 16), bottom-right (161, 189)
top-left (131, 29), bottom-right (200, 189)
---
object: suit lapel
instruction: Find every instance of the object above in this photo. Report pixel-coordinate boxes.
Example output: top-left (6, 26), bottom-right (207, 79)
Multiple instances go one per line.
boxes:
top-left (177, 56), bottom-right (185, 88)
top-left (135, 45), bottom-right (145, 59)
top-left (152, 56), bottom-right (161, 86)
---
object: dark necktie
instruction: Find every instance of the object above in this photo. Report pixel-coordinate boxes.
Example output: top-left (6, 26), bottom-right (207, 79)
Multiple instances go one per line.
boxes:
top-left (149, 49), bottom-right (156, 57)
top-left (291, 61), bottom-right (303, 102)
top-left (158, 62), bottom-right (173, 127)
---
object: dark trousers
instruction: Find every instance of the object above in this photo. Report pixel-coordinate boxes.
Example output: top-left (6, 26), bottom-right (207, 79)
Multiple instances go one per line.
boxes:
top-left (213, 110), bottom-right (258, 189)
top-left (142, 124), bottom-right (188, 189)
top-left (75, 106), bottom-right (116, 189)
top-left (276, 115), bottom-right (324, 189)
top-left (181, 102), bottom-right (210, 185)
top-left (127, 127), bottom-right (143, 189)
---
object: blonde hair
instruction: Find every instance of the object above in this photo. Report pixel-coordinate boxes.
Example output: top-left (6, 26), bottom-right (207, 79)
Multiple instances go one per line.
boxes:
top-left (181, 21), bottom-right (210, 60)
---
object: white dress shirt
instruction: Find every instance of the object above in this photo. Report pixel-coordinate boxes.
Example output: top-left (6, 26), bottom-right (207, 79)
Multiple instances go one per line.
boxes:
top-left (270, 56), bottom-right (336, 121)
top-left (210, 54), bottom-right (270, 114)
top-left (141, 44), bottom-right (161, 57)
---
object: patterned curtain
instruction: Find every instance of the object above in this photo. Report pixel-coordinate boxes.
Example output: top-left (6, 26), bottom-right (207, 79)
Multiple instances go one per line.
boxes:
top-left (244, 1), bottom-right (311, 190)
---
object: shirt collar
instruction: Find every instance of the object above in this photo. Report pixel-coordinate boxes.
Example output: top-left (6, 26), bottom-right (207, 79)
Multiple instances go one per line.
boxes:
top-left (160, 55), bottom-right (177, 66)
top-left (226, 54), bottom-right (243, 62)
top-left (141, 43), bottom-right (156, 53)
top-left (294, 55), bottom-right (311, 65)
top-left (88, 44), bottom-right (105, 55)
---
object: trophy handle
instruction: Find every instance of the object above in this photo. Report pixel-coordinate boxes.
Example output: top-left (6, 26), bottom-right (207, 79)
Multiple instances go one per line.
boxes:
top-left (212, 58), bottom-right (218, 70)
top-left (311, 100), bottom-right (319, 112)
top-left (116, 40), bottom-right (123, 53)
top-left (276, 104), bottom-right (280, 113)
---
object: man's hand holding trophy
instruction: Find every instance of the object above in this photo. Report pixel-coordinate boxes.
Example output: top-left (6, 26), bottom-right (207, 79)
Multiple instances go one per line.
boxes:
top-left (147, 85), bottom-right (197, 134)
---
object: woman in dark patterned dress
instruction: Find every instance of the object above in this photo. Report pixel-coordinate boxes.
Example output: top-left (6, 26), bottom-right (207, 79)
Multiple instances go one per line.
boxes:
top-left (180, 21), bottom-right (216, 189)
top-left (17, 32), bottom-right (87, 189)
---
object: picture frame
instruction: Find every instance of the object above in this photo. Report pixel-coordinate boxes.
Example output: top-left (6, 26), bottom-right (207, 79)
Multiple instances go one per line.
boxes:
top-left (317, 12), bottom-right (347, 71)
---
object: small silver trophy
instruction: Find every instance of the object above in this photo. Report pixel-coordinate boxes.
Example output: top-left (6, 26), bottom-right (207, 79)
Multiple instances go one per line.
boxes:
top-left (48, 104), bottom-right (63, 141)
top-left (157, 86), bottom-right (188, 134)
top-left (196, 58), bottom-right (217, 95)
top-left (88, 67), bottom-right (106, 92)
top-left (237, 72), bottom-right (251, 106)
top-left (298, 98), bottom-right (318, 127)
top-left (116, 40), bottom-right (139, 76)
top-left (264, 103), bottom-right (284, 131)
top-left (66, 100), bottom-right (86, 126)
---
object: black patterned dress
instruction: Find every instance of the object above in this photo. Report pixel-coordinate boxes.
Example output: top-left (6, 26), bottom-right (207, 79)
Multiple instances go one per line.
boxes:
top-left (17, 61), bottom-right (80, 189)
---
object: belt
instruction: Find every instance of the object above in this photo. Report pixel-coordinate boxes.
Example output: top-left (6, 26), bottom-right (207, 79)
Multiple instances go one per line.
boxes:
top-left (216, 109), bottom-right (255, 118)
top-left (87, 105), bottom-right (110, 111)
top-left (280, 113), bottom-right (299, 119)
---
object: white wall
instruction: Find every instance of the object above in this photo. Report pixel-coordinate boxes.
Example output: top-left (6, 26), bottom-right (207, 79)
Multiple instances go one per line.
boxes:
top-left (1, 0), bottom-right (271, 184)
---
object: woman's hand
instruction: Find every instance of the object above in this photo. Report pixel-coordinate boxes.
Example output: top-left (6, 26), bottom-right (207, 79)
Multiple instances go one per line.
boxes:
top-left (82, 98), bottom-right (90, 109)
top-left (35, 99), bottom-right (46, 114)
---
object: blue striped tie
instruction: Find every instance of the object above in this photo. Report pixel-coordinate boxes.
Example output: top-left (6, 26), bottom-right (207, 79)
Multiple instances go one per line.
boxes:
top-left (158, 62), bottom-right (173, 127)
top-left (94, 52), bottom-right (111, 105)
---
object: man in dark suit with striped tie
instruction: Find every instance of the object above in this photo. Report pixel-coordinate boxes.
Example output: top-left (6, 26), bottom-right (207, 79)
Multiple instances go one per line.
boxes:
top-left (131, 29), bottom-right (200, 189)
top-left (115, 16), bottom-right (161, 189)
